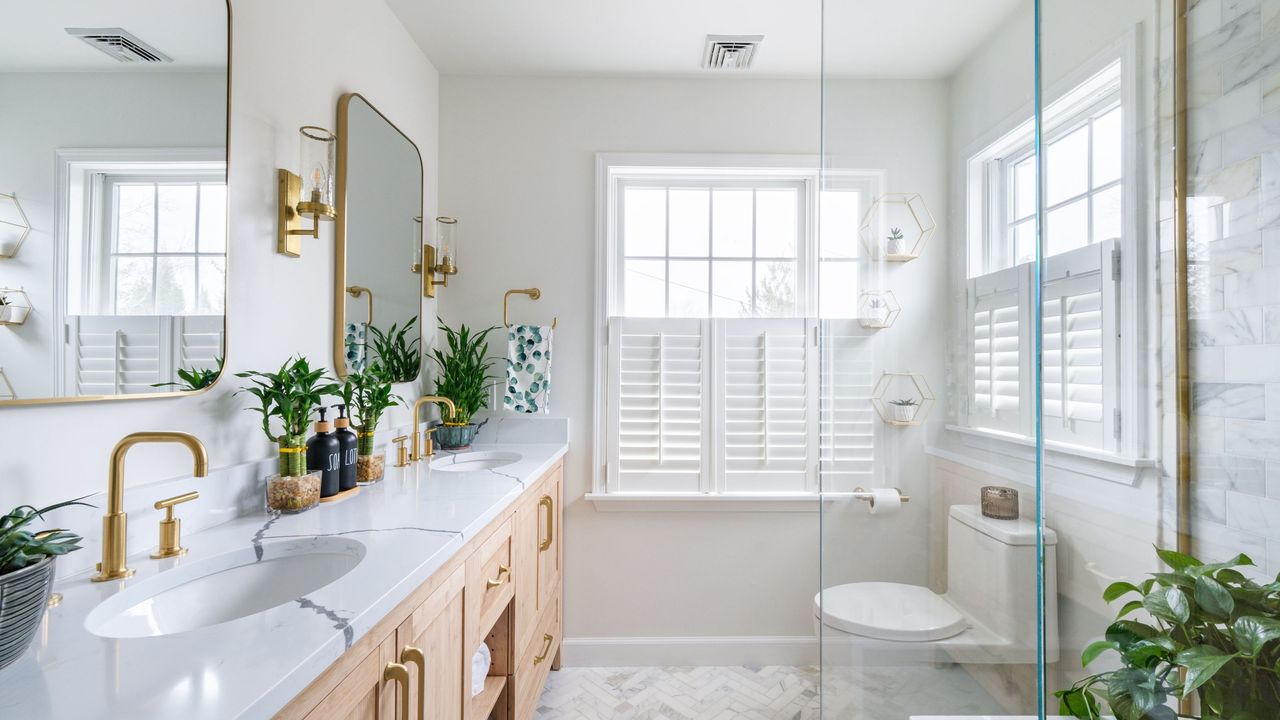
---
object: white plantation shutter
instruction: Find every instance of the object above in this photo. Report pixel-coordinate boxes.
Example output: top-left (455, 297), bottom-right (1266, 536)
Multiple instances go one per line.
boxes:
top-left (607, 317), bottom-right (709, 493)
top-left (715, 319), bottom-right (816, 493)
top-left (174, 315), bottom-right (224, 374)
top-left (1041, 239), bottom-right (1119, 451)
top-left (819, 321), bottom-right (876, 492)
top-left (66, 315), bottom-right (167, 395)
top-left (968, 265), bottom-right (1028, 433)
top-left (66, 315), bottom-right (225, 396)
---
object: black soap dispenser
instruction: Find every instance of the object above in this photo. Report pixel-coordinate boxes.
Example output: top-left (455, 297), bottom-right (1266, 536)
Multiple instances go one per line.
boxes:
top-left (332, 404), bottom-right (359, 492)
top-left (307, 407), bottom-right (342, 498)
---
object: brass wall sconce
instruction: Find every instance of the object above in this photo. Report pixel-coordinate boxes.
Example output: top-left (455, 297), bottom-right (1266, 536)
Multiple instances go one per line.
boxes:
top-left (417, 216), bottom-right (460, 298)
top-left (277, 126), bottom-right (337, 257)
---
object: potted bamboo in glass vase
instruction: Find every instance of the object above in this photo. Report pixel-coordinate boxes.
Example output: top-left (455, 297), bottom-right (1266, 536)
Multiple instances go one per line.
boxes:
top-left (237, 357), bottom-right (338, 513)
top-left (430, 319), bottom-right (498, 450)
top-left (341, 364), bottom-right (402, 484)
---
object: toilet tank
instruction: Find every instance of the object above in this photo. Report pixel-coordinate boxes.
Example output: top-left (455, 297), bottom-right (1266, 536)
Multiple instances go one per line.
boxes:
top-left (945, 505), bottom-right (1058, 658)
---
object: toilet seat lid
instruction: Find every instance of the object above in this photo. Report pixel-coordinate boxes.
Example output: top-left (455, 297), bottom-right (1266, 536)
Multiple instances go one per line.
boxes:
top-left (814, 582), bottom-right (967, 642)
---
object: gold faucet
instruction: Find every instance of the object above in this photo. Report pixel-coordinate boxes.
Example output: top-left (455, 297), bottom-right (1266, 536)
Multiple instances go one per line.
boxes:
top-left (92, 432), bottom-right (209, 582)
top-left (410, 395), bottom-right (456, 461)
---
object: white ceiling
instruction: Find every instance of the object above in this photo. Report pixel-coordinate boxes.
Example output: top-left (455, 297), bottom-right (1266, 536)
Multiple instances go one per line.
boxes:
top-left (0, 0), bottom-right (227, 72)
top-left (386, 0), bottom-right (1023, 79)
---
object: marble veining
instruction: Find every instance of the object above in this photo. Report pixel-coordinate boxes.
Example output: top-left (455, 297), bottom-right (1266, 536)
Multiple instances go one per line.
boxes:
top-left (0, 417), bottom-right (567, 720)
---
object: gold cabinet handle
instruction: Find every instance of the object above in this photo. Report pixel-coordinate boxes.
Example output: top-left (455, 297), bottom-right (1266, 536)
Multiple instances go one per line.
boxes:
top-left (538, 495), bottom-right (554, 552)
top-left (384, 661), bottom-right (410, 720)
top-left (532, 633), bottom-right (554, 665)
top-left (486, 564), bottom-right (510, 589)
top-left (400, 645), bottom-right (425, 720)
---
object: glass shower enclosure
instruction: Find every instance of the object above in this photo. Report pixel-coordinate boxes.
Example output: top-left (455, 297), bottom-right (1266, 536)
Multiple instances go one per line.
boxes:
top-left (816, 1), bottom-right (1276, 717)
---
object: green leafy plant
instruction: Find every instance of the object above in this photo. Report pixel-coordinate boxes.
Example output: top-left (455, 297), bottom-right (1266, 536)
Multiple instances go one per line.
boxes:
top-left (152, 356), bottom-right (224, 391)
top-left (1056, 548), bottom-right (1280, 720)
top-left (0, 498), bottom-right (92, 575)
top-left (889, 398), bottom-right (919, 407)
top-left (887, 227), bottom-right (904, 243)
top-left (236, 356), bottom-right (339, 476)
top-left (367, 316), bottom-right (421, 383)
top-left (430, 318), bottom-right (499, 426)
top-left (340, 365), bottom-right (403, 455)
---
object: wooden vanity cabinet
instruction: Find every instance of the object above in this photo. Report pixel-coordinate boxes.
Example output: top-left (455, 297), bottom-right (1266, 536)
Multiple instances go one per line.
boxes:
top-left (280, 460), bottom-right (563, 720)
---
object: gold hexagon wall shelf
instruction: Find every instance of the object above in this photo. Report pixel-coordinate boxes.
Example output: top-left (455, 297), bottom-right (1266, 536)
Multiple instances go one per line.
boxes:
top-left (0, 193), bottom-right (31, 259)
top-left (870, 371), bottom-right (935, 427)
top-left (858, 192), bottom-right (936, 262)
top-left (0, 368), bottom-right (13, 401)
top-left (857, 290), bottom-right (901, 330)
top-left (0, 288), bottom-right (32, 327)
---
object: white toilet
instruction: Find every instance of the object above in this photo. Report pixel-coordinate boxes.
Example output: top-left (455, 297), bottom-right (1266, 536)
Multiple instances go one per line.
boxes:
top-left (815, 504), bottom-right (1058, 665)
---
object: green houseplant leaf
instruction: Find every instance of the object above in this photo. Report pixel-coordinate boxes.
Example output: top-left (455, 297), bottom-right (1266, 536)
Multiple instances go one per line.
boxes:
top-left (367, 316), bottom-right (421, 383)
top-left (430, 318), bottom-right (498, 426)
top-left (0, 497), bottom-right (92, 575)
top-left (1057, 546), bottom-right (1280, 719)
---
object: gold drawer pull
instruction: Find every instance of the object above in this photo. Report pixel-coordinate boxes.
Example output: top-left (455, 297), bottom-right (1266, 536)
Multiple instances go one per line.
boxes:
top-left (401, 646), bottom-right (425, 720)
top-left (486, 564), bottom-right (510, 589)
top-left (532, 633), bottom-right (554, 665)
top-left (538, 495), bottom-right (554, 552)
top-left (384, 661), bottom-right (410, 720)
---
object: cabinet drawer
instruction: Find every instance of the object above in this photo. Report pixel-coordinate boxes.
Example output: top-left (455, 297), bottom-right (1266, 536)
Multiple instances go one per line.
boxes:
top-left (514, 592), bottom-right (560, 720)
top-left (468, 520), bottom-right (514, 635)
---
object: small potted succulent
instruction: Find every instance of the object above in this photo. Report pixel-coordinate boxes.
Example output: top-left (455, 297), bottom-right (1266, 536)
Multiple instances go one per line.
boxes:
top-left (1056, 548), bottom-right (1280, 720)
top-left (0, 498), bottom-right (88, 670)
top-left (430, 319), bottom-right (498, 449)
top-left (0, 294), bottom-right (16, 324)
top-left (885, 226), bottom-right (906, 256)
top-left (367, 316), bottom-right (421, 384)
top-left (888, 397), bottom-right (918, 423)
top-left (237, 356), bottom-right (338, 513)
top-left (340, 364), bottom-right (402, 484)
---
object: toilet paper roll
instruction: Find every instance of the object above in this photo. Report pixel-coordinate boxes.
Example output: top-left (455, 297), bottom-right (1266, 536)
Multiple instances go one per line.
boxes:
top-left (867, 488), bottom-right (901, 515)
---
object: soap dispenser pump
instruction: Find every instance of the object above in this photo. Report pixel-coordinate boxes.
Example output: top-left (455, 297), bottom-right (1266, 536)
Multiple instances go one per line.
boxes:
top-left (332, 404), bottom-right (359, 492)
top-left (307, 407), bottom-right (342, 498)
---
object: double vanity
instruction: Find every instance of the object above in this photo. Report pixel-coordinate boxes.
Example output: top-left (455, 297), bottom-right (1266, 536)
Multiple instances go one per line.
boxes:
top-left (0, 419), bottom-right (567, 719)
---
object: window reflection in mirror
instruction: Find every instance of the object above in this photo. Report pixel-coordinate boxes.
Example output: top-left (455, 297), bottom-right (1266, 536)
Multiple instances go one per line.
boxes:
top-left (0, 1), bottom-right (229, 402)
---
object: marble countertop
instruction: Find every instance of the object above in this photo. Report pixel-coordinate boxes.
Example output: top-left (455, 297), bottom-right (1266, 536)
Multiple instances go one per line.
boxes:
top-left (0, 427), bottom-right (567, 720)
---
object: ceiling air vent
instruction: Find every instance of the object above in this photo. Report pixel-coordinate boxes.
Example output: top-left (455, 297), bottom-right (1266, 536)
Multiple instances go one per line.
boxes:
top-left (702, 35), bottom-right (763, 70)
top-left (65, 28), bottom-right (173, 64)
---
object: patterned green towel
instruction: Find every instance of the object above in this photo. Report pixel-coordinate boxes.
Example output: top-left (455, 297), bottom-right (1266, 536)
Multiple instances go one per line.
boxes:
top-left (345, 322), bottom-right (368, 373)
top-left (505, 324), bottom-right (552, 413)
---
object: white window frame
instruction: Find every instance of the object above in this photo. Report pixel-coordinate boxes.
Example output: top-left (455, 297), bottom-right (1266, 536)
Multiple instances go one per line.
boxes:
top-left (96, 172), bottom-right (227, 316)
top-left (590, 153), bottom-right (883, 508)
top-left (953, 27), bottom-right (1154, 483)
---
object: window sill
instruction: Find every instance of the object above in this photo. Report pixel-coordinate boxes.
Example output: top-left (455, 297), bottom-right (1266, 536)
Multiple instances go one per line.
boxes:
top-left (585, 492), bottom-right (820, 512)
top-left (941, 424), bottom-right (1159, 486)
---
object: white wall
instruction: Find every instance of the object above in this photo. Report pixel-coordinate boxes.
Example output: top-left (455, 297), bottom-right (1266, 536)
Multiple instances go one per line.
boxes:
top-left (0, 0), bottom-right (440, 511)
top-left (0, 72), bottom-right (226, 399)
top-left (438, 75), bottom-right (949, 662)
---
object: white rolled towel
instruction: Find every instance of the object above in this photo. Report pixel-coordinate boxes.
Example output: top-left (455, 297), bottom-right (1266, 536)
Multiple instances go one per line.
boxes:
top-left (472, 643), bottom-right (492, 697)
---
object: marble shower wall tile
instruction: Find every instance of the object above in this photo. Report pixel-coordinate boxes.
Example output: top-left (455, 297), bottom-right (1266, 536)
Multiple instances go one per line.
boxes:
top-left (1225, 418), bottom-right (1280, 459)
top-left (1193, 381), bottom-right (1267, 418)
top-left (1190, 307), bottom-right (1264, 344)
top-left (1226, 489), bottom-right (1280, 539)
top-left (1224, 344), bottom-right (1280, 381)
top-left (1225, 264), bottom-right (1280, 305)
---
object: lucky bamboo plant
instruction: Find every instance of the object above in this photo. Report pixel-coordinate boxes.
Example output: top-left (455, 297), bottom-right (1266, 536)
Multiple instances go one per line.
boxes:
top-left (367, 316), bottom-right (421, 383)
top-left (1056, 548), bottom-right (1280, 719)
top-left (430, 319), bottom-right (499, 427)
top-left (340, 364), bottom-right (402, 456)
top-left (236, 356), bottom-right (339, 476)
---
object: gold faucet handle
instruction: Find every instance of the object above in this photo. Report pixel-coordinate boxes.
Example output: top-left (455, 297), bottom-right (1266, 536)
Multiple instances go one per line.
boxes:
top-left (422, 426), bottom-right (438, 458)
top-left (151, 491), bottom-right (198, 559)
top-left (392, 435), bottom-right (410, 467)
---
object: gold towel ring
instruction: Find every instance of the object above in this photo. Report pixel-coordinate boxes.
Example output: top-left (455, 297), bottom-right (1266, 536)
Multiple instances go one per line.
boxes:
top-left (503, 288), bottom-right (558, 329)
top-left (346, 285), bottom-right (373, 325)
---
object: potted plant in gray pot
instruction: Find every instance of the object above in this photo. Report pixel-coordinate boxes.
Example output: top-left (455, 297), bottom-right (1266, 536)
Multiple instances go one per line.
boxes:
top-left (0, 498), bottom-right (87, 670)
top-left (429, 319), bottom-right (498, 450)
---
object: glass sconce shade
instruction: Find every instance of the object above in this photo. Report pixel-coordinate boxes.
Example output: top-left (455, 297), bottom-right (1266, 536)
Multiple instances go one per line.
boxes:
top-left (434, 216), bottom-right (458, 274)
top-left (298, 126), bottom-right (336, 212)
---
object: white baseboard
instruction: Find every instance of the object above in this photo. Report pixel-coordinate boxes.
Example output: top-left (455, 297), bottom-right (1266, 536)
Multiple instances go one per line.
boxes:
top-left (559, 635), bottom-right (819, 667)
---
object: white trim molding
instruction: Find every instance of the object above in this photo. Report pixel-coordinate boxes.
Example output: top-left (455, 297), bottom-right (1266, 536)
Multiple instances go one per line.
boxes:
top-left (560, 635), bottom-right (819, 668)
top-left (585, 492), bottom-right (821, 512)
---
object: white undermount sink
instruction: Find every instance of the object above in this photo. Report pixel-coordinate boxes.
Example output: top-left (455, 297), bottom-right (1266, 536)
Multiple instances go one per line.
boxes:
top-left (84, 537), bottom-right (365, 639)
top-left (429, 451), bottom-right (522, 473)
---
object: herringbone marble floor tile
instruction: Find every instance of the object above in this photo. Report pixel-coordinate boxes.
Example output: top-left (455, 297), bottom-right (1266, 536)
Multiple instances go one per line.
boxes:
top-left (534, 663), bottom-right (1008, 719)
